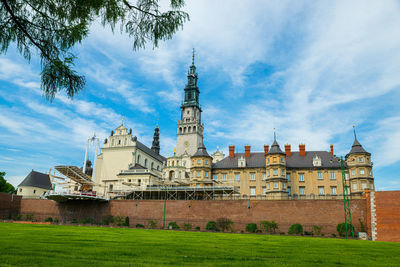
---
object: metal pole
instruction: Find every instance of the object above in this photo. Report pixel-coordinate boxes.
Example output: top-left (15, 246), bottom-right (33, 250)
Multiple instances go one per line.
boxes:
top-left (341, 157), bottom-right (354, 239)
top-left (163, 186), bottom-right (167, 229)
top-left (83, 139), bottom-right (89, 174)
top-left (92, 138), bottom-right (99, 181)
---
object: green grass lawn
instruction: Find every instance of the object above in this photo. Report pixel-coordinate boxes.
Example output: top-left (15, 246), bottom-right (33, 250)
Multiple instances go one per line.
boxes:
top-left (1, 223), bottom-right (399, 266)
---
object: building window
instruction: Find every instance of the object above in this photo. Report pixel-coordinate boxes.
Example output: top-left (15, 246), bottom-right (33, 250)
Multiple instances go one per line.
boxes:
top-left (267, 183), bottom-right (270, 189)
top-left (250, 173), bottom-right (255, 181)
top-left (352, 183), bottom-right (358, 190)
top-left (370, 183), bottom-right (374, 190)
top-left (267, 158), bottom-right (270, 163)
top-left (318, 186), bottom-right (324, 195)
top-left (138, 179), bottom-right (141, 186)
top-left (273, 169), bottom-right (278, 176)
top-left (151, 162), bottom-right (154, 169)
top-left (331, 186), bottom-right (337, 195)
top-left (128, 179), bottom-right (131, 182)
top-left (352, 170), bottom-right (355, 176)
top-left (205, 172), bottom-right (208, 178)
top-left (330, 172), bottom-right (335, 180)
top-left (369, 170), bottom-right (372, 176)
top-left (360, 169), bottom-right (365, 175)
top-left (235, 174), bottom-right (240, 181)
top-left (361, 182), bottom-right (368, 189)
top-left (281, 158), bottom-right (284, 163)
top-left (358, 157), bottom-right (363, 162)
top-left (262, 174), bottom-right (266, 180)
top-left (345, 173), bottom-right (349, 180)
top-left (205, 160), bottom-right (208, 165)
top-left (318, 172), bottom-right (322, 180)
top-left (109, 184), bottom-right (113, 191)
top-left (197, 171), bottom-right (201, 178)
top-left (283, 183), bottom-right (286, 189)
top-left (262, 187), bottom-right (266, 195)
top-left (118, 140), bottom-right (121, 145)
top-left (198, 160), bottom-right (201, 164)
top-left (213, 174), bottom-right (217, 180)
top-left (250, 187), bottom-right (256, 196)
top-left (286, 173), bottom-right (290, 181)
top-left (299, 187), bottom-right (305, 195)
top-left (274, 182), bottom-right (278, 189)
top-left (33, 189), bottom-right (36, 194)
top-left (222, 174), bottom-right (227, 181)
top-left (267, 170), bottom-right (270, 177)
top-left (282, 170), bottom-right (285, 176)
top-left (74, 186), bottom-right (78, 191)
top-left (137, 155), bottom-right (141, 164)
top-left (19, 188), bottom-right (22, 192)
top-left (288, 187), bottom-right (291, 195)
top-left (299, 174), bottom-right (304, 182)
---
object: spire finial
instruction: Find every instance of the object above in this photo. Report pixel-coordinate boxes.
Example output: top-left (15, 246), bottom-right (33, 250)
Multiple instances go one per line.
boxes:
top-left (352, 125), bottom-right (357, 139)
top-left (192, 48), bottom-right (195, 65)
top-left (121, 117), bottom-right (124, 126)
top-left (273, 128), bottom-right (276, 141)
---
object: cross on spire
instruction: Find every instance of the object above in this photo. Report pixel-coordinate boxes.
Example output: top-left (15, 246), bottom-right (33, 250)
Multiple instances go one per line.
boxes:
top-left (121, 117), bottom-right (125, 126)
top-left (192, 48), bottom-right (195, 65)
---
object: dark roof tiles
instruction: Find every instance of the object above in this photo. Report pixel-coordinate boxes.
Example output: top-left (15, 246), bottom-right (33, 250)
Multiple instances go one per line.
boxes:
top-left (136, 140), bottom-right (167, 162)
top-left (347, 138), bottom-right (370, 155)
top-left (18, 170), bottom-right (52, 190)
top-left (212, 151), bottom-right (342, 169)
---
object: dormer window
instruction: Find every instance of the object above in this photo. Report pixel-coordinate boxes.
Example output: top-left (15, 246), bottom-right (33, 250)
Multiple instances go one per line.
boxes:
top-left (312, 155), bottom-right (322, 167)
top-left (238, 156), bottom-right (246, 167)
top-left (358, 157), bottom-right (363, 162)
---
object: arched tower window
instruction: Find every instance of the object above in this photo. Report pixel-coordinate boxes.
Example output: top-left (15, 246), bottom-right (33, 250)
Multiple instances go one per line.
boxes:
top-left (179, 127), bottom-right (182, 133)
top-left (137, 155), bottom-right (141, 164)
top-left (193, 126), bottom-right (196, 132)
top-left (144, 159), bottom-right (148, 167)
top-left (183, 127), bottom-right (186, 133)
top-left (188, 126), bottom-right (191, 132)
top-left (151, 162), bottom-right (154, 169)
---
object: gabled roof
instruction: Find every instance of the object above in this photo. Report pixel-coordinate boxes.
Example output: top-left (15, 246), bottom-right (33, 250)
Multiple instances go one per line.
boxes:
top-left (212, 151), bottom-right (343, 169)
top-left (136, 140), bottom-right (166, 162)
top-left (347, 138), bottom-right (370, 156)
top-left (18, 170), bottom-right (52, 190)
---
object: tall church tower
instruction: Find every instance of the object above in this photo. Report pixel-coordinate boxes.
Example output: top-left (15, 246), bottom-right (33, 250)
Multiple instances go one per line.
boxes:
top-left (176, 50), bottom-right (204, 156)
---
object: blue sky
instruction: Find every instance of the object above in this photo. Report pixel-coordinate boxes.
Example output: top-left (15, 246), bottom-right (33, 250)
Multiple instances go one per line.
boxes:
top-left (1, 0), bottom-right (399, 190)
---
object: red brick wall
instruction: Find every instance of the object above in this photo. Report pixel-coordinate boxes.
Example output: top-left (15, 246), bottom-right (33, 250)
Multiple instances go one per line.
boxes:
top-left (0, 193), bottom-right (21, 219)
top-left (18, 198), bottom-right (366, 234)
top-left (374, 191), bottom-right (400, 242)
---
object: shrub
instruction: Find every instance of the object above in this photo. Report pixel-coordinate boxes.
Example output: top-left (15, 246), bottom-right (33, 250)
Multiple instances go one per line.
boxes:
top-left (136, 224), bottom-right (145, 228)
top-left (288, 223), bottom-right (303, 235)
top-left (246, 223), bottom-right (258, 233)
top-left (80, 218), bottom-right (95, 225)
top-left (25, 214), bottom-right (34, 221)
top-left (195, 226), bottom-right (200, 231)
top-left (206, 221), bottom-right (218, 231)
top-left (8, 213), bottom-right (12, 220)
top-left (312, 225), bottom-right (323, 236)
top-left (113, 216), bottom-right (124, 226)
top-left (168, 221), bottom-right (179, 229)
top-left (260, 220), bottom-right (278, 233)
top-left (101, 215), bottom-right (114, 225)
top-left (147, 220), bottom-right (158, 229)
top-left (280, 232), bottom-right (285, 235)
top-left (54, 218), bottom-right (59, 224)
top-left (331, 233), bottom-right (336, 238)
top-left (359, 218), bottom-right (366, 232)
top-left (304, 231), bottom-right (313, 236)
top-left (337, 223), bottom-right (355, 237)
top-left (182, 223), bottom-right (192, 231)
top-left (216, 217), bottom-right (234, 232)
top-left (45, 217), bottom-right (53, 222)
top-left (124, 216), bottom-right (130, 227)
top-left (15, 214), bottom-right (22, 221)
top-left (71, 219), bottom-right (78, 224)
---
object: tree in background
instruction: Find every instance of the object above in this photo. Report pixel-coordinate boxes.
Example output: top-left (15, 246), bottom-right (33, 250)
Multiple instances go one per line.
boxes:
top-left (0, 0), bottom-right (189, 100)
top-left (0, 172), bottom-right (16, 194)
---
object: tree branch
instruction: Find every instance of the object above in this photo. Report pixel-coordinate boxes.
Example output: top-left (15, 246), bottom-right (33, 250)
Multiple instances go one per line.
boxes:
top-left (122, 0), bottom-right (161, 18)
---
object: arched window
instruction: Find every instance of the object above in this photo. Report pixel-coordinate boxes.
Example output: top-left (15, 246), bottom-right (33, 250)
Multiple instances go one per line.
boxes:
top-left (157, 166), bottom-right (160, 171)
top-left (177, 160), bottom-right (180, 166)
top-left (118, 140), bottom-right (121, 145)
top-left (179, 127), bottom-right (182, 133)
top-left (151, 162), bottom-right (154, 169)
top-left (137, 155), bottom-right (141, 164)
top-left (193, 126), bottom-right (196, 132)
top-left (183, 127), bottom-right (186, 133)
top-left (111, 139), bottom-right (114, 146)
top-left (144, 159), bottom-right (148, 167)
top-left (188, 126), bottom-right (191, 132)
top-left (172, 160), bottom-right (175, 166)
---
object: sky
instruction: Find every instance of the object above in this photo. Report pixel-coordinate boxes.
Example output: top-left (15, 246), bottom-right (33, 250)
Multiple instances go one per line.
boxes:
top-left (1, 0), bottom-right (400, 190)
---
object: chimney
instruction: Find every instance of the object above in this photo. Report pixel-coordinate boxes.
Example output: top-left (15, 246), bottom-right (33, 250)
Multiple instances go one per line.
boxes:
top-left (285, 144), bottom-right (291, 157)
top-left (244, 145), bottom-right (251, 158)
top-left (264, 145), bottom-right (269, 155)
top-left (229, 145), bottom-right (235, 159)
top-left (330, 144), bottom-right (334, 155)
top-left (299, 144), bottom-right (306, 156)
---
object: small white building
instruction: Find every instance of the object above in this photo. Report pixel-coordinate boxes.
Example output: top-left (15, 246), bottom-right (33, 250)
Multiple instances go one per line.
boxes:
top-left (17, 170), bottom-right (52, 198)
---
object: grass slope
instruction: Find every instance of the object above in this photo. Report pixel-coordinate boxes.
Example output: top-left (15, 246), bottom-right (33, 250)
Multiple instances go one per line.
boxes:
top-left (1, 223), bottom-right (399, 266)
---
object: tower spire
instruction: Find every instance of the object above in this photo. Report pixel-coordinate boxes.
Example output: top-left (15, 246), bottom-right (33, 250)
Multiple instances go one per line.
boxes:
top-left (274, 128), bottom-right (276, 141)
top-left (192, 48), bottom-right (195, 66)
top-left (352, 125), bottom-right (357, 140)
top-left (151, 124), bottom-right (160, 154)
